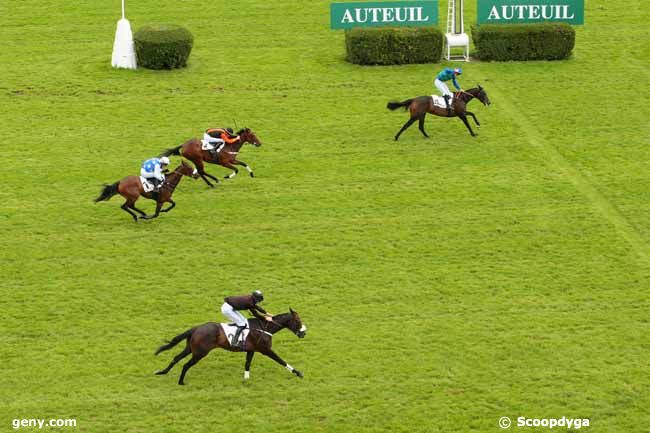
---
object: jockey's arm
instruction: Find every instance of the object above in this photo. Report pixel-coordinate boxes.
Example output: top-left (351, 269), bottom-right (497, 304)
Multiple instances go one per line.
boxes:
top-left (452, 77), bottom-right (461, 91)
top-left (222, 133), bottom-right (240, 144)
top-left (153, 164), bottom-right (164, 181)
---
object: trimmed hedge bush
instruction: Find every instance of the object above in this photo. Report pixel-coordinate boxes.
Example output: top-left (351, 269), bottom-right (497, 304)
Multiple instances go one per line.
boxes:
top-left (345, 26), bottom-right (443, 65)
top-left (471, 23), bottom-right (575, 61)
top-left (134, 24), bottom-right (194, 70)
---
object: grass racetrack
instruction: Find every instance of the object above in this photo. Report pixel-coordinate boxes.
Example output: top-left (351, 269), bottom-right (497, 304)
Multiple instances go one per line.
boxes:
top-left (1, 1), bottom-right (649, 432)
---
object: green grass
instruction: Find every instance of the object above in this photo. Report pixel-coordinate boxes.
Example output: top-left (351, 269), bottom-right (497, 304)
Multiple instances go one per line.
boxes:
top-left (1, 1), bottom-right (649, 432)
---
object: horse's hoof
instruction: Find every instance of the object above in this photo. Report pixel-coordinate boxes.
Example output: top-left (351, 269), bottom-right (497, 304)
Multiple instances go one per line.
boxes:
top-left (249, 173), bottom-right (255, 178)
top-left (293, 369), bottom-right (304, 378)
top-left (178, 381), bottom-right (185, 386)
top-left (154, 370), bottom-right (165, 375)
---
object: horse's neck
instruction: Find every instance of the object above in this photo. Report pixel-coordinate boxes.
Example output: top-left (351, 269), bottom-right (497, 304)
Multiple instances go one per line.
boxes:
top-left (165, 172), bottom-right (183, 189)
top-left (226, 138), bottom-right (244, 151)
top-left (459, 89), bottom-right (478, 102)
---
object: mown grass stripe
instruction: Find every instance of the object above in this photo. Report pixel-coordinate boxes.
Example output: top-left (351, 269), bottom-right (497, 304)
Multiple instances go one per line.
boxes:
top-left (490, 86), bottom-right (650, 265)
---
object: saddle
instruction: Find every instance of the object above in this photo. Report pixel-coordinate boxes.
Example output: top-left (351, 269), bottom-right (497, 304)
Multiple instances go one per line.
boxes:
top-left (139, 176), bottom-right (155, 192)
top-left (201, 139), bottom-right (225, 153)
top-left (431, 94), bottom-right (454, 109)
top-left (220, 323), bottom-right (250, 348)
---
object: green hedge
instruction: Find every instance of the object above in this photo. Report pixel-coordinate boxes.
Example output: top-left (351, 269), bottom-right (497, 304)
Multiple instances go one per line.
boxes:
top-left (471, 23), bottom-right (575, 61)
top-left (134, 24), bottom-right (194, 70)
top-left (345, 27), bottom-right (443, 65)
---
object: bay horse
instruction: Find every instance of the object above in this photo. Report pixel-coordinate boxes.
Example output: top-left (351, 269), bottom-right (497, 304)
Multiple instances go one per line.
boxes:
top-left (155, 309), bottom-right (307, 385)
top-left (94, 160), bottom-right (195, 222)
top-left (387, 85), bottom-right (490, 139)
top-left (160, 128), bottom-right (262, 188)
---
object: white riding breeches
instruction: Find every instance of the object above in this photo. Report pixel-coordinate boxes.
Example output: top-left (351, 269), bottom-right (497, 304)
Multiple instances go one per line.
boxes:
top-left (434, 79), bottom-right (452, 97)
top-left (221, 303), bottom-right (247, 327)
top-left (203, 133), bottom-right (225, 146)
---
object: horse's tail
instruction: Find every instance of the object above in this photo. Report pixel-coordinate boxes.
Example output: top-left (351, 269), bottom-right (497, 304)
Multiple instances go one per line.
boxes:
top-left (155, 327), bottom-right (195, 355)
top-left (159, 145), bottom-right (182, 158)
top-left (387, 99), bottom-right (414, 111)
top-left (94, 182), bottom-right (119, 203)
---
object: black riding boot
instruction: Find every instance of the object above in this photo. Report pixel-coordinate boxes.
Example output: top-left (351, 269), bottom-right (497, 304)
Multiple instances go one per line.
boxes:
top-left (231, 325), bottom-right (246, 348)
top-left (444, 95), bottom-right (452, 116)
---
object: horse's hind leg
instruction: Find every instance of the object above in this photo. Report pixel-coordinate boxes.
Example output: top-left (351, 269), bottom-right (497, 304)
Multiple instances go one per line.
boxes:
top-left (234, 160), bottom-right (254, 178)
top-left (121, 201), bottom-right (139, 222)
top-left (194, 160), bottom-right (218, 188)
top-left (395, 118), bottom-right (416, 141)
top-left (178, 353), bottom-right (205, 385)
top-left (466, 111), bottom-right (480, 127)
top-left (156, 345), bottom-right (190, 375)
top-left (418, 115), bottom-right (429, 138)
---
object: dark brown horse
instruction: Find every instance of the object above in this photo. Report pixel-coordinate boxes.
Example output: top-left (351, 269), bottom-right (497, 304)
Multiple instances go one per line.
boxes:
top-left (387, 86), bottom-right (491, 139)
top-left (155, 309), bottom-right (306, 385)
top-left (160, 128), bottom-right (262, 188)
top-left (94, 160), bottom-right (195, 221)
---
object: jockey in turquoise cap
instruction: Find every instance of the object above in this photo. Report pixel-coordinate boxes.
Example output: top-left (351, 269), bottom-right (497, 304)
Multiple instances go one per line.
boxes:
top-left (434, 67), bottom-right (463, 115)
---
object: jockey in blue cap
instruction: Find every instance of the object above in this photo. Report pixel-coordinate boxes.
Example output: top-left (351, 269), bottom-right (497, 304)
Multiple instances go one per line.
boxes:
top-left (434, 67), bottom-right (463, 115)
top-left (140, 156), bottom-right (169, 192)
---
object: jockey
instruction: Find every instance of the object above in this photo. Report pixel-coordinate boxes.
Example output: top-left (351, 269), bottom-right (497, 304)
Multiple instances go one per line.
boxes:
top-left (140, 156), bottom-right (169, 192)
top-left (220, 290), bottom-right (272, 348)
top-left (203, 127), bottom-right (240, 155)
top-left (434, 67), bottom-right (462, 115)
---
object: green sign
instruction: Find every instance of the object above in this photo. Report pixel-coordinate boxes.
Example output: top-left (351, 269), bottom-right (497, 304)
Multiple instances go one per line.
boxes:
top-left (477, 0), bottom-right (584, 25)
top-left (330, 1), bottom-right (438, 29)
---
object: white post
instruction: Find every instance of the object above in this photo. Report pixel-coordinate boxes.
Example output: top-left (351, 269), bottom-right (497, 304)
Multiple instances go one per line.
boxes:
top-left (111, 0), bottom-right (137, 69)
top-left (444, 0), bottom-right (470, 61)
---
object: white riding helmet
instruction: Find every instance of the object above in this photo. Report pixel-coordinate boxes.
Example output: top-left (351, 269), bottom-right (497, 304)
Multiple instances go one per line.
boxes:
top-left (159, 156), bottom-right (170, 165)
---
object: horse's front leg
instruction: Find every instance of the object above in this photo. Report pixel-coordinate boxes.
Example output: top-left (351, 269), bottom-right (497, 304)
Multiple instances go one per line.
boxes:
top-left (465, 111), bottom-right (480, 127)
top-left (244, 351), bottom-right (255, 380)
top-left (142, 201), bottom-right (163, 220)
top-left (234, 160), bottom-right (254, 178)
top-left (160, 199), bottom-right (176, 213)
top-left (221, 163), bottom-right (239, 179)
top-left (458, 114), bottom-right (477, 137)
top-left (261, 349), bottom-right (303, 378)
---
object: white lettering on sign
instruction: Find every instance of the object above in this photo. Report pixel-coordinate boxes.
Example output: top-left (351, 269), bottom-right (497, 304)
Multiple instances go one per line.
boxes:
top-left (340, 7), bottom-right (430, 24)
top-left (487, 4), bottom-right (575, 21)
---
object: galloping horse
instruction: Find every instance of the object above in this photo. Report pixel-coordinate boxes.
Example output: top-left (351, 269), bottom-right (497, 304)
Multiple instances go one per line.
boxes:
top-left (155, 309), bottom-right (307, 385)
top-left (94, 160), bottom-right (195, 221)
top-left (387, 86), bottom-right (490, 139)
top-left (160, 128), bottom-right (262, 188)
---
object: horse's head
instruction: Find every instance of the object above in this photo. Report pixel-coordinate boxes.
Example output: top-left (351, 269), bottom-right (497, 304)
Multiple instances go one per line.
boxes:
top-left (176, 159), bottom-right (197, 177)
top-left (237, 128), bottom-right (262, 147)
top-left (283, 308), bottom-right (307, 338)
top-left (475, 84), bottom-right (491, 107)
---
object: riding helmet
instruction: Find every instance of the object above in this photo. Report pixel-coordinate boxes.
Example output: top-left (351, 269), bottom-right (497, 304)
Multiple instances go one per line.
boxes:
top-left (252, 290), bottom-right (264, 301)
top-left (454, 67), bottom-right (462, 75)
top-left (160, 156), bottom-right (170, 165)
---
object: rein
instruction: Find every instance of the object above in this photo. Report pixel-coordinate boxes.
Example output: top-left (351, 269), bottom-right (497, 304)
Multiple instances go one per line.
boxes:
top-left (161, 168), bottom-right (191, 191)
